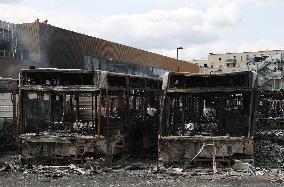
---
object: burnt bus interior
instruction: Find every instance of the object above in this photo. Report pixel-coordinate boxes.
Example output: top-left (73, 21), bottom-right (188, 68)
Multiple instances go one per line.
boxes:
top-left (18, 69), bottom-right (161, 163)
top-left (254, 90), bottom-right (284, 168)
top-left (160, 72), bottom-right (258, 137)
top-left (0, 78), bottom-right (18, 149)
top-left (19, 71), bottom-right (97, 134)
top-left (256, 90), bottom-right (284, 130)
top-left (158, 72), bottom-right (258, 166)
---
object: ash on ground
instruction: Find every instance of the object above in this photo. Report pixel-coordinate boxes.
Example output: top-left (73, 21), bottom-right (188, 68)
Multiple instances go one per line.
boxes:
top-left (0, 152), bottom-right (284, 187)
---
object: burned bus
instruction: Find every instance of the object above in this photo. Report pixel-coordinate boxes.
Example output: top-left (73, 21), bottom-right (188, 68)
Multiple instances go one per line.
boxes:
top-left (18, 69), bottom-right (161, 164)
top-left (0, 78), bottom-right (18, 150)
top-left (254, 90), bottom-right (284, 168)
top-left (159, 71), bottom-right (258, 167)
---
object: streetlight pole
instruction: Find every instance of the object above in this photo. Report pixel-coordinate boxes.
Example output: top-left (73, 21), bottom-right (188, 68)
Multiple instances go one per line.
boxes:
top-left (177, 47), bottom-right (183, 60)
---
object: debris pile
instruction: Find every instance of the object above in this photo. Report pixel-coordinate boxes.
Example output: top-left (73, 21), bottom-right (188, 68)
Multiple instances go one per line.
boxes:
top-left (1, 151), bottom-right (284, 186)
top-left (254, 130), bottom-right (284, 168)
top-left (0, 162), bottom-right (14, 172)
top-left (22, 164), bottom-right (100, 178)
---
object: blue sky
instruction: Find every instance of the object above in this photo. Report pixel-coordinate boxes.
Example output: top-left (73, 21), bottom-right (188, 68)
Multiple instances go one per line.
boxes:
top-left (1, 0), bottom-right (284, 61)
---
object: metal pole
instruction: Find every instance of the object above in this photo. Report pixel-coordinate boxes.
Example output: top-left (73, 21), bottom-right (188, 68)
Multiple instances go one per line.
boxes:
top-left (12, 91), bottom-right (16, 119)
top-left (177, 48), bottom-right (179, 60)
top-left (95, 92), bottom-right (98, 133)
top-left (213, 140), bottom-right (217, 174)
top-left (36, 94), bottom-right (39, 133)
top-left (51, 94), bottom-right (55, 131)
top-left (106, 90), bottom-right (112, 163)
top-left (280, 56), bottom-right (282, 89)
top-left (248, 90), bottom-right (254, 137)
top-left (98, 90), bottom-right (102, 136)
top-left (76, 93), bottom-right (79, 122)
top-left (274, 78), bottom-right (276, 90)
top-left (281, 77), bottom-right (282, 90)
top-left (176, 47), bottom-right (183, 60)
top-left (92, 93), bottom-right (94, 132)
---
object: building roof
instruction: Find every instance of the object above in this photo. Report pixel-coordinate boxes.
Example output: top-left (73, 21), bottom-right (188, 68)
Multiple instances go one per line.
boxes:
top-left (209, 49), bottom-right (284, 56)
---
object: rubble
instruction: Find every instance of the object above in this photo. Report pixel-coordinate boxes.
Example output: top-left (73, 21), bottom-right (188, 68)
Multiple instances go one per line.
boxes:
top-left (254, 130), bottom-right (284, 168)
top-left (0, 162), bottom-right (13, 172)
top-left (1, 151), bottom-right (284, 186)
top-left (232, 160), bottom-right (255, 173)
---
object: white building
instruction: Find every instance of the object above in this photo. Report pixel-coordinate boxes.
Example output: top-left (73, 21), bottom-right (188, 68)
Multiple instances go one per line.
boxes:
top-left (194, 50), bottom-right (284, 90)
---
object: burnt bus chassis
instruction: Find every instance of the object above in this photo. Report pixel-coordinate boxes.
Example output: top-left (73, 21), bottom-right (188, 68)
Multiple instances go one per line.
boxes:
top-left (0, 78), bottom-right (18, 150)
top-left (159, 71), bottom-right (258, 168)
top-left (17, 69), bottom-right (161, 164)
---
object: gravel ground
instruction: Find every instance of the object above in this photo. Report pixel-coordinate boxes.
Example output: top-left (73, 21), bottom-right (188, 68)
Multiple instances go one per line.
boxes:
top-left (0, 152), bottom-right (284, 187)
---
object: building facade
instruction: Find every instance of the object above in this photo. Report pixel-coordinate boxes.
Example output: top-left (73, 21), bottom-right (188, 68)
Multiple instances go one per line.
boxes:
top-left (193, 50), bottom-right (284, 90)
top-left (0, 20), bottom-right (199, 78)
top-left (195, 50), bottom-right (284, 74)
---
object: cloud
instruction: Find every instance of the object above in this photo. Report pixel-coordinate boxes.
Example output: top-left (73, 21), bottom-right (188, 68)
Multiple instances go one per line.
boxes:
top-left (151, 41), bottom-right (236, 60)
top-left (0, 4), bottom-right (42, 23)
top-left (237, 39), bottom-right (284, 52)
top-left (154, 40), bottom-right (284, 61)
top-left (91, 5), bottom-right (241, 49)
top-left (0, 2), bottom-right (242, 50)
top-left (0, 0), bottom-right (21, 4)
top-left (157, 0), bottom-right (284, 7)
top-left (0, 0), bottom-right (283, 61)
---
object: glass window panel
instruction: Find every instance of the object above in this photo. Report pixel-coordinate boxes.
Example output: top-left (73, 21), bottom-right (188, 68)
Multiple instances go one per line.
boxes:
top-left (127, 64), bottom-right (133, 75)
top-left (93, 57), bottom-right (100, 70)
top-left (100, 59), bottom-right (108, 71)
top-left (83, 55), bottom-right (93, 70)
top-left (133, 64), bottom-right (139, 75)
top-left (116, 62), bottom-right (127, 74)
top-left (108, 60), bottom-right (115, 72)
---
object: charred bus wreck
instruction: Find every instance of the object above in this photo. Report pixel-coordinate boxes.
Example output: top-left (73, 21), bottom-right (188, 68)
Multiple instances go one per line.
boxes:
top-left (0, 78), bottom-right (18, 150)
top-left (159, 71), bottom-right (258, 167)
top-left (254, 90), bottom-right (284, 168)
top-left (18, 69), bottom-right (161, 164)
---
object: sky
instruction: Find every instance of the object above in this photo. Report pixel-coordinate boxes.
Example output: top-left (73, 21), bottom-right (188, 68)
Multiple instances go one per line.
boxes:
top-left (1, 0), bottom-right (284, 61)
